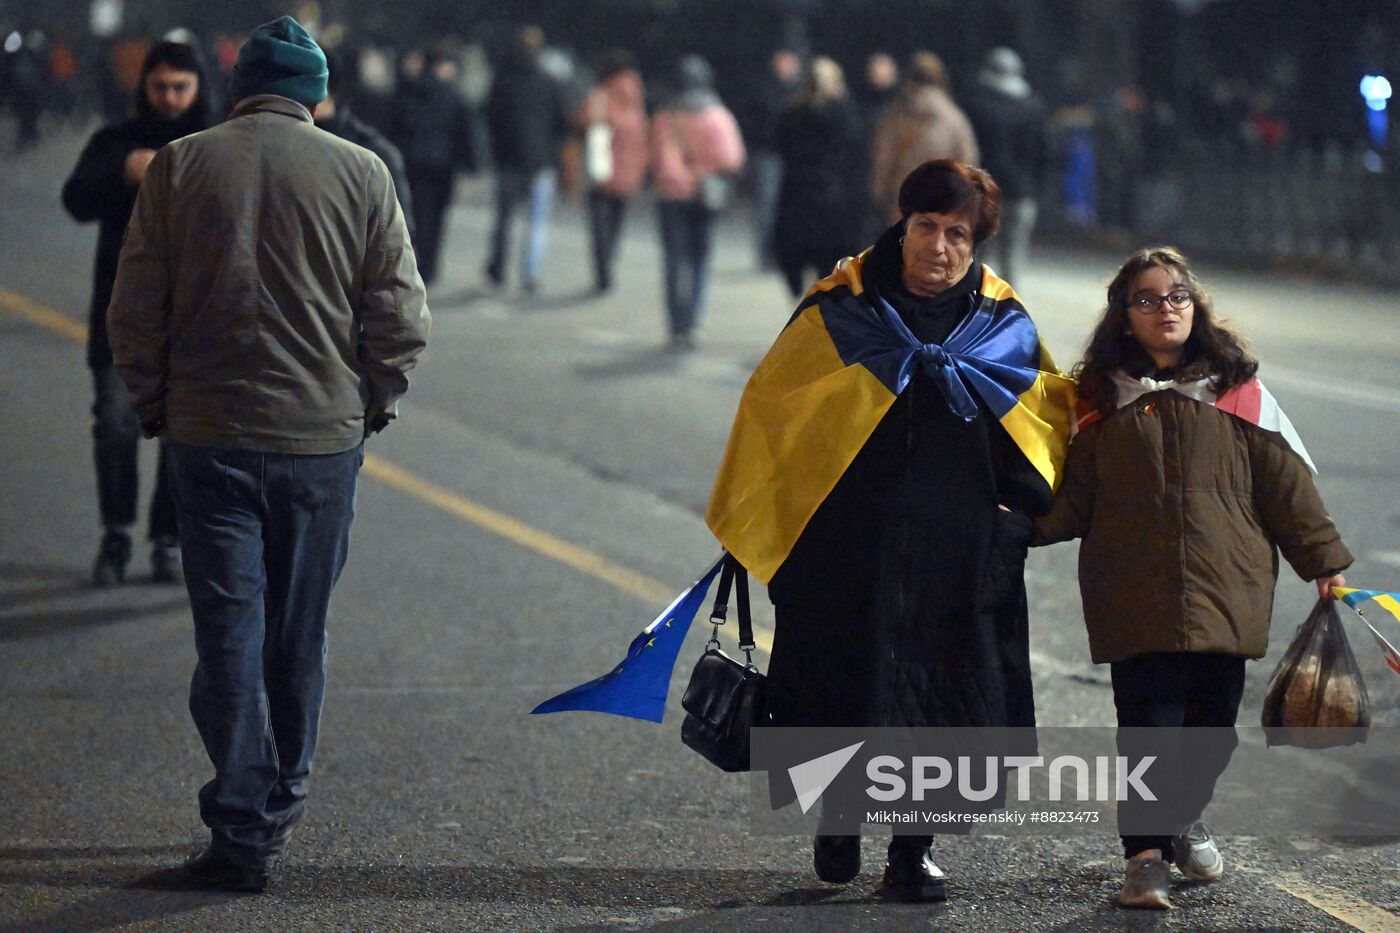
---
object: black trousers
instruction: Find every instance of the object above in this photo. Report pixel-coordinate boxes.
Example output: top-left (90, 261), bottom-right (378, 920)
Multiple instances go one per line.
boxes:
top-left (91, 366), bottom-right (177, 541)
top-left (587, 190), bottom-right (627, 289)
top-left (407, 165), bottom-right (454, 285)
top-left (1110, 652), bottom-right (1245, 860)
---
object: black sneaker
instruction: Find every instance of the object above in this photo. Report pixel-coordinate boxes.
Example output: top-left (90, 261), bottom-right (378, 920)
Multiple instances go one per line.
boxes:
top-left (882, 842), bottom-right (947, 902)
top-left (92, 530), bottom-right (131, 587)
top-left (150, 537), bottom-right (183, 585)
top-left (813, 834), bottom-right (860, 884)
top-left (180, 846), bottom-right (273, 893)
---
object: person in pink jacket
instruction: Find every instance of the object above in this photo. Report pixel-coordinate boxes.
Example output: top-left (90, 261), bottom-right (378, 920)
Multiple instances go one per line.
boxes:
top-left (649, 55), bottom-right (745, 351)
top-left (577, 51), bottom-right (649, 293)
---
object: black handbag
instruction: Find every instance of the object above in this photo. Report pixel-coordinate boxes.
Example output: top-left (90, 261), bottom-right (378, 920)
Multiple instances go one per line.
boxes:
top-left (681, 554), bottom-right (769, 772)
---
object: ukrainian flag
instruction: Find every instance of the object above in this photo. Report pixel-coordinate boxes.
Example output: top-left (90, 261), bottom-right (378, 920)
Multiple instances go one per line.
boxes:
top-left (706, 256), bottom-right (1075, 584)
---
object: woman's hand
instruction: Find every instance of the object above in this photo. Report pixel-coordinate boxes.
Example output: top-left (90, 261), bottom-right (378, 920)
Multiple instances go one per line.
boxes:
top-left (1316, 573), bottom-right (1346, 601)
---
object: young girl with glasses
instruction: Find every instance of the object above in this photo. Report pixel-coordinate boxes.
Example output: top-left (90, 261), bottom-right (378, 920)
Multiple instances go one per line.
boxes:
top-left (1033, 246), bottom-right (1353, 910)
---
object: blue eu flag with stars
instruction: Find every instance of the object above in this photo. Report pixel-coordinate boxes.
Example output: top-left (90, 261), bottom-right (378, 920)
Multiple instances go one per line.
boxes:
top-left (531, 557), bottom-right (725, 723)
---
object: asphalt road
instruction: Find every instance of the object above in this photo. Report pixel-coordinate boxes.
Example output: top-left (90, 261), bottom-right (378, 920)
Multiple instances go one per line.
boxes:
top-left (1, 123), bottom-right (1398, 932)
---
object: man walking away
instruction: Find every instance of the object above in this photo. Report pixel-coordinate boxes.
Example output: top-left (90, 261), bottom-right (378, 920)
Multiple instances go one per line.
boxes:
top-left (62, 40), bottom-right (213, 586)
top-left (107, 16), bottom-right (429, 892)
top-left (963, 47), bottom-right (1047, 285)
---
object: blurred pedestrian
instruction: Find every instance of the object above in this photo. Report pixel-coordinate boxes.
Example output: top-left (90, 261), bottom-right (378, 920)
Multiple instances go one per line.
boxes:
top-left (649, 54), bottom-right (745, 351)
top-left (773, 57), bottom-right (864, 296)
top-left (48, 37), bottom-right (79, 122)
top-left (575, 50), bottom-right (649, 293)
top-left (387, 45), bottom-right (476, 286)
top-left (853, 51), bottom-right (900, 245)
top-left (104, 35), bottom-right (151, 122)
top-left (484, 26), bottom-right (571, 294)
top-left (107, 16), bottom-right (429, 892)
top-left (870, 52), bottom-right (978, 223)
top-left (1033, 247), bottom-right (1351, 910)
top-left (854, 51), bottom-right (899, 123)
top-left (317, 50), bottom-right (415, 234)
top-left (742, 49), bottom-right (801, 270)
top-left (963, 47), bottom-right (1047, 285)
top-left (9, 36), bottom-right (46, 149)
top-left (62, 40), bottom-right (214, 586)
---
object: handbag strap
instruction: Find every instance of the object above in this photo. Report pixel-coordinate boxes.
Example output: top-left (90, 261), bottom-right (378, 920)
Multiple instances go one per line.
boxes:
top-left (708, 553), bottom-right (755, 655)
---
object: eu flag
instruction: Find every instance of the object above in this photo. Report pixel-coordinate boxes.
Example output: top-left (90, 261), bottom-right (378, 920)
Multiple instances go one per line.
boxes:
top-left (531, 557), bottom-right (725, 722)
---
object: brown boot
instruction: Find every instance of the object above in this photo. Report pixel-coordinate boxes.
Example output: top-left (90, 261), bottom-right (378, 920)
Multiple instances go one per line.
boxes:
top-left (1119, 852), bottom-right (1172, 909)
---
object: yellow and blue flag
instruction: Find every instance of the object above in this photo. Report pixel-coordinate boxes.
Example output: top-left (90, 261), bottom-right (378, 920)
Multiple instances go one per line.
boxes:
top-left (532, 557), bottom-right (725, 722)
top-left (706, 257), bottom-right (1075, 583)
top-left (1334, 587), bottom-right (1400, 678)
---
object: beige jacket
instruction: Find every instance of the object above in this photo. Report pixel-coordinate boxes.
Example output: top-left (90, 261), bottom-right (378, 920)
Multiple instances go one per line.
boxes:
top-left (1034, 390), bottom-right (1352, 664)
top-left (870, 85), bottom-right (979, 222)
top-left (109, 95), bottom-right (429, 454)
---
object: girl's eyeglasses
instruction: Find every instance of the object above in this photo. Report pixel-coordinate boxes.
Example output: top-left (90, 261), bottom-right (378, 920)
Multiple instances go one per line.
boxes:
top-left (1130, 291), bottom-right (1193, 313)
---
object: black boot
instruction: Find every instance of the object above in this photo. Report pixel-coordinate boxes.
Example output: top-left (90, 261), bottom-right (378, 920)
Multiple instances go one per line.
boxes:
top-left (883, 840), bottom-right (947, 902)
top-left (92, 529), bottom-right (131, 587)
top-left (180, 846), bottom-right (274, 893)
top-left (813, 834), bottom-right (861, 884)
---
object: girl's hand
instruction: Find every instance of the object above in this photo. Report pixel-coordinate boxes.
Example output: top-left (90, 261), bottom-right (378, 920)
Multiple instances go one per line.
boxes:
top-left (1316, 573), bottom-right (1346, 601)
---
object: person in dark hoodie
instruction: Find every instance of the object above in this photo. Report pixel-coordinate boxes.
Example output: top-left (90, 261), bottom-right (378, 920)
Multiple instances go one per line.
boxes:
top-left (315, 50), bottom-right (415, 235)
top-left (61, 39), bottom-right (213, 587)
top-left (484, 25), bottom-right (570, 294)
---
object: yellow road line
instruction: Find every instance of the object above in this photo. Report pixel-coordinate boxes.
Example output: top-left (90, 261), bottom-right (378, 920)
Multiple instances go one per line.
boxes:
top-left (1276, 874), bottom-right (1400, 932)
top-left (0, 284), bottom-right (774, 654)
top-left (0, 285), bottom-right (88, 343)
top-left (361, 454), bottom-right (674, 605)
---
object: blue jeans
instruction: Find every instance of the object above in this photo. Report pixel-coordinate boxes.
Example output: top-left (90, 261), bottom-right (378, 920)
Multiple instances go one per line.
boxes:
top-left (749, 149), bottom-right (784, 267)
top-left (489, 168), bottom-right (556, 288)
top-left (166, 441), bottom-right (362, 868)
top-left (658, 199), bottom-right (716, 338)
top-left (980, 197), bottom-right (1038, 287)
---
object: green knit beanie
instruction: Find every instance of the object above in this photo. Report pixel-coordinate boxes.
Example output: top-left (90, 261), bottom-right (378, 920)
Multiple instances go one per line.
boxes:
top-left (231, 16), bottom-right (327, 107)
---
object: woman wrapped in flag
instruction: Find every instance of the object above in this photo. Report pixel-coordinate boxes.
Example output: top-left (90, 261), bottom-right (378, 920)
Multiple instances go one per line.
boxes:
top-left (1032, 246), bottom-right (1353, 910)
top-left (706, 160), bottom-right (1075, 900)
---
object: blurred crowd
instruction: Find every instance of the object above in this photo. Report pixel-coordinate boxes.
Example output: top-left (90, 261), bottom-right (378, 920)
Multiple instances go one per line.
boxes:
top-left (6, 18), bottom-right (1397, 324)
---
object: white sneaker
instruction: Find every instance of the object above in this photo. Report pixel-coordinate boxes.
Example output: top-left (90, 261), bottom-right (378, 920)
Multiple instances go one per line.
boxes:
top-left (1173, 821), bottom-right (1224, 882)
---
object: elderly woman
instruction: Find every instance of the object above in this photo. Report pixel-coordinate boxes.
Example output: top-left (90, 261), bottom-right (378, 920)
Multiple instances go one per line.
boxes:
top-left (706, 159), bottom-right (1072, 901)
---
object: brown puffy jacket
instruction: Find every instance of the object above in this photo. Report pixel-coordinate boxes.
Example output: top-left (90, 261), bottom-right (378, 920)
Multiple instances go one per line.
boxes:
top-left (1034, 389), bottom-right (1352, 664)
top-left (869, 85), bottom-right (979, 222)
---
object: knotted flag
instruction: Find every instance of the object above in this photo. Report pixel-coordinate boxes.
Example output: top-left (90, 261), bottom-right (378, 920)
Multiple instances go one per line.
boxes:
top-left (706, 256), bottom-right (1074, 583)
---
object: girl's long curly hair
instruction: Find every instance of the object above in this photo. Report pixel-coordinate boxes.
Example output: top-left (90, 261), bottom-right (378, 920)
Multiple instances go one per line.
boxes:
top-left (1074, 246), bottom-right (1258, 411)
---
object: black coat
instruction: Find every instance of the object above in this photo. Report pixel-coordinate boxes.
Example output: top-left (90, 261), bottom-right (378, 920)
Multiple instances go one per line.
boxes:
top-left (62, 111), bottom-right (209, 369)
top-left (962, 84), bottom-right (1048, 201)
top-left (773, 98), bottom-right (865, 270)
top-left (765, 228), bottom-right (1052, 730)
top-left (388, 75), bottom-right (478, 174)
top-left (485, 57), bottom-right (570, 176)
